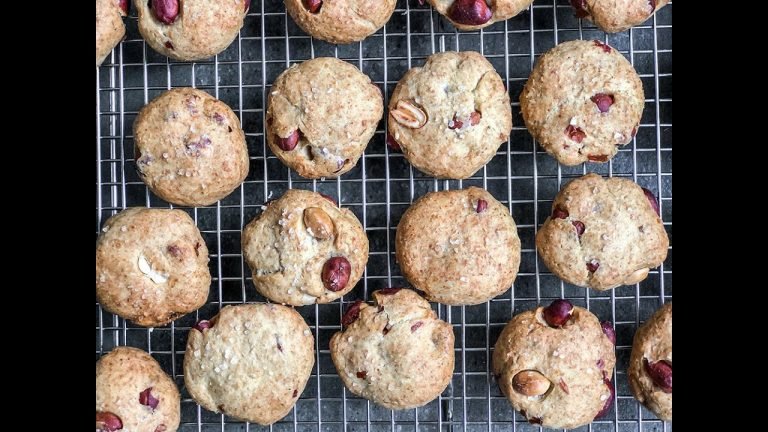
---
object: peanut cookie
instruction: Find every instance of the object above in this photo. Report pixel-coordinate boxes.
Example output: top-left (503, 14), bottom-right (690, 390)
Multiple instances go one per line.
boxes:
top-left (135, 0), bottom-right (249, 61)
top-left (96, 347), bottom-right (180, 432)
top-left (330, 288), bottom-right (455, 409)
top-left (96, 208), bottom-right (210, 327)
top-left (628, 302), bottom-right (672, 421)
top-left (96, 0), bottom-right (127, 66)
top-left (493, 300), bottom-right (617, 429)
top-left (427, 0), bottom-right (534, 31)
top-left (388, 51), bottom-right (512, 179)
top-left (396, 187), bottom-right (520, 305)
top-left (535, 174), bottom-right (668, 291)
top-left (285, 0), bottom-right (396, 44)
top-left (133, 88), bottom-right (249, 207)
top-left (266, 57), bottom-right (383, 178)
top-left (184, 304), bottom-right (315, 425)
top-left (242, 189), bottom-right (369, 305)
top-left (569, 0), bottom-right (670, 33)
top-left (520, 40), bottom-right (644, 166)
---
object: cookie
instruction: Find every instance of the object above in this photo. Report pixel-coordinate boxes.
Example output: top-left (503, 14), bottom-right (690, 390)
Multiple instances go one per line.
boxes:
top-left (96, 0), bottom-right (127, 66)
top-left (133, 88), bottom-right (249, 207)
top-left (492, 300), bottom-right (617, 429)
top-left (96, 208), bottom-right (211, 327)
top-left (395, 187), bottom-right (520, 305)
top-left (535, 173), bottom-right (668, 290)
top-left (135, 0), bottom-right (248, 61)
top-left (285, 0), bottom-right (396, 44)
top-left (242, 189), bottom-right (369, 305)
top-left (184, 304), bottom-right (315, 425)
top-left (266, 57), bottom-right (383, 178)
top-left (628, 302), bottom-right (672, 421)
top-left (388, 51), bottom-right (512, 179)
top-left (427, 0), bottom-right (534, 31)
top-left (96, 347), bottom-right (180, 432)
top-left (330, 288), bottom-right (455, 409)
top-left (569, 0), bottom-right (670, 33)
top-left (520, 40), bottom-right (644, 166)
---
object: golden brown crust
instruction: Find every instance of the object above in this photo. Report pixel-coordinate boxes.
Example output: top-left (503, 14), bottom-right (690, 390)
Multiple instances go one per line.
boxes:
top-left (284, 0), bottom-right (396, 44)
top-left (577, 0), bottom-right (670, 33)
top-left (427, 0), bottom-right (534, 31)
top-left (628, 302), bottom-right (672, 421)
top-left (133, 88), bottom-right (249, 207)
top-left (396, 187), bottom-right (520, 305)
top-left (492, 306), bottom-right (616, 429)
top-left (96, 208), bottom-right (211, 327)
top-left (96, 0), bottom-right (125, 66)
top-left (330, 289), bottom-right (455, 409)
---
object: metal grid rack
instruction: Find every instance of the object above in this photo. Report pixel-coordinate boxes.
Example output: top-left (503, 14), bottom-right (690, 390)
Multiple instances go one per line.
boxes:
top-left (96, 1), bottom-right (672, 430)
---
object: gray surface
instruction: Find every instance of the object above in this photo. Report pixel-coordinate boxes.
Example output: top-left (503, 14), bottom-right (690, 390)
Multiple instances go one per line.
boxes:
top-left (95, 1), bottom-right (672, 430)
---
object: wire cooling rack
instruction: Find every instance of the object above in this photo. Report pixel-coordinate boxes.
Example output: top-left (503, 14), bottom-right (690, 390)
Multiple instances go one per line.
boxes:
top-left (96, 1), bottom-right (672, 430)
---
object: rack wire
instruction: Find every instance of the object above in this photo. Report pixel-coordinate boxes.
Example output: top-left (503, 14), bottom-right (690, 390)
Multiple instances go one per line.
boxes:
top-left (96, 1), bottom-right (672, 430)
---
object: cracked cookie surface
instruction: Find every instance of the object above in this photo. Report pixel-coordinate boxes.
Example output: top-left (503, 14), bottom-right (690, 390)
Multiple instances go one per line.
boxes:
top-left (428, 0), bottom-right (534, 31)
top-left (135, 0), bottom-right (248, 61)
top-left (184, 304), bottom-right (315, 425)
top-left (96, 208), bottom-right (211, 327)
top-left (493, 304), bottom-right (616, 429)
top-left (569, 0), bottom-right (669, 33)
top-left (242, 189), bottom-right (369, 305)
top-left (388, 51), bottom-right (512, 179)
top-left (266, 57), bottom-right (383, 178)
top-left (96, 0), bottom-right (126, 66)
top-left (284, 0), bottom-right (396, 44)
top-left (520, 40), bottom-right (644, 166)
top-left (396, 187), bottom-right (520, 305)
top-left (535, 174), bottom-right (668, 291)
top-left (628, 302), bottom-right (672, 421)
top-left (97, 347), bottom-right (181, 432)
top-left (133, 88), bottom-right (249, 207)
top-left (330, 289), bottom-right (455, 409)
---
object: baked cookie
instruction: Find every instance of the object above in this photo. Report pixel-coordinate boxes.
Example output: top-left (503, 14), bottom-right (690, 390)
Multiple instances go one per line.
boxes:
top-left (96, 208), bottom-right (211, 327)
top-left (133, 88), bottom-right (249, 207)
top-left (330, 288), bottom-right (455, 410)
top-left (569, 0), bottom-right (670, 33)
top-left (96, 0), bottom-right (127, 66)
top-left (388, 51), bottom-right (512, 179)
top-left (266, 57), bottom-right (383, 178)
top-left (396, 187), bottom-right (520, 305)
top-left (135, 0), bottom-right (249, 61)
top-left (492, 300), bottom-right (617, 429)
top-left (427, 0), bottom-right (534, 31)
top-left (520, 40), bottom-right (644, 166)
top-left (184, 304), bottom-right (315, 425)
top-left (628, 302), bottom-right (672, 421)
top-left (535, 173), bottom-right (668, 290)
top-left (284, 0), bottom-right (396, 44)
top-left (96, 347), bottom-right (180, 432)
top-left (242, 189), bottom-right (369, 305)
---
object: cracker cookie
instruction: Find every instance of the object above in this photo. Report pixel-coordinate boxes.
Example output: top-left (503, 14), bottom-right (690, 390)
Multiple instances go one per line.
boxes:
top-left (242, 189), bottom-right (369, 305)
top-left (266, 57), bottom-right (383, 178)
top-left (396, 187), bottom-right (520, 305)
top-left (330, 288), bottom-right (455, 409)
top-left (96, 347), bottom-right (180, 432)
top-left (535, 174), bottom-right (668, 290)
top-left (492, 300), bottom-right (616, 429)
top-left (388, 51), bottom-right (512, 179)
top-left (184, 304), bottom-right (315, 425)
top-left (520, 40), bottom-right (644, 166)
top-left (427, 0), bottom-right (534, 31)
top-left (628, 302), bottom-right (672, 421)
top-left (133, 88), bottom-right (249, 207)
top-left (96, 208), bottom-right (211, 327)
top-left (285, 0), bottom-right (396, 44)
top-left (135, 0), bottom-right (249, 61)
top-left (96, 0), bottom-right (127, 66)
top-left (569, 0), bottom-right (670, 33)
